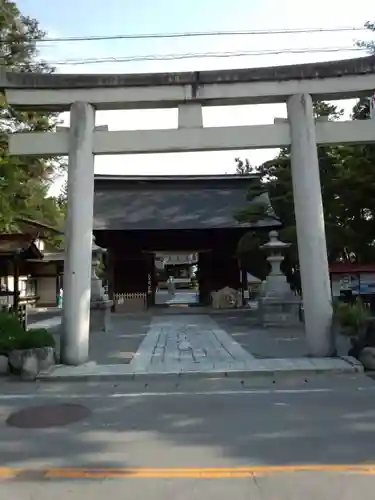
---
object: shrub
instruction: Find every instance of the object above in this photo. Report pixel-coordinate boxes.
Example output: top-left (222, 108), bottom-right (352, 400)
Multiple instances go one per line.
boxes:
top-left (0, 312), bottom-right (26, 355)
top-left (22, 328), bottom-right (55, 349)
top-left (0, 312), bottom-right (56, 354)
top-left (333, 299), bottom-right (371, 336)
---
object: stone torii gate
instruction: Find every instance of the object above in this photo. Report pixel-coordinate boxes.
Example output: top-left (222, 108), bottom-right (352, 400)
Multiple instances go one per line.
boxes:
top-left (1, 55), bottom-right (375, 365)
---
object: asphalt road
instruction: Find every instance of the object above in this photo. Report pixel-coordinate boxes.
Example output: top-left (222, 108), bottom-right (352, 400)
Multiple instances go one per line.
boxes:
top-left (1, 374), bottom-right (375, 498)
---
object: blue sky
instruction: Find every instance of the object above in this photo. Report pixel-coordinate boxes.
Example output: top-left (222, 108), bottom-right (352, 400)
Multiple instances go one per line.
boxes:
top-left (18, 0), bottom-right (373, 73)
top-left (16, 0), bottom-right (374, 192)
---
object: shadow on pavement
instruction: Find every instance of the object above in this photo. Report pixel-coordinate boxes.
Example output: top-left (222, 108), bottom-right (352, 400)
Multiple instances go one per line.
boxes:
top-left (3, 308), bottom-right (374, 473)
top-left (1, 376), bottom-right (375, 471)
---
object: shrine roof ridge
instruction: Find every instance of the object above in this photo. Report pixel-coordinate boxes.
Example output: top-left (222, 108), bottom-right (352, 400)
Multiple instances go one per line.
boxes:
top-left (2, 55), bottom-right (375, 89)
top-left (94, 174), bottom-right (259, 190)
top-left (94, 174), bottom-right (258, 182)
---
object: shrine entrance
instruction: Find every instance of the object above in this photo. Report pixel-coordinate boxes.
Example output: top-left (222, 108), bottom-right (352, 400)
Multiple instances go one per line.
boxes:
top-left (93, 174), bottom-right (276, 313)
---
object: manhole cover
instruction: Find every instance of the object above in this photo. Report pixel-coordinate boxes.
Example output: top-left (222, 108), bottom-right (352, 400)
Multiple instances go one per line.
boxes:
top-left (6, 404), bottom-right (91, 429)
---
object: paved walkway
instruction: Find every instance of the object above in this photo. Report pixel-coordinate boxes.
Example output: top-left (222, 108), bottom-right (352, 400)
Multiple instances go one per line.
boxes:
top-left (28, 315), bottom-right (61, 330)
top-left (130, 315), bottom-right (254, 373)
top-left (214, 312), bottom-right (351, 359)
top-left (155, 290), bottom-right (199, 306)
top-left (38, 314), bottom-right (363, 380)
top-left (27, 309), bottom-right (150, 365)
top-left (165, 291), bottom-right (199, 305)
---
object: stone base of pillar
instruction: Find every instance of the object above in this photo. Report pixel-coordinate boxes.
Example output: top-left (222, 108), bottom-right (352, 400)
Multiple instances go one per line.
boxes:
top-left (258, 298), bottom-right (302, 328)
top-left (90, 300), bottom-right (113, 333)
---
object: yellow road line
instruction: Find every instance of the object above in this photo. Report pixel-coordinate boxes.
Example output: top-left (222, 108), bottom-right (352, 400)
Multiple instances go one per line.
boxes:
top-left (1, 465), bottom-right (375, 480)
top-left (0, 468), bottom-right (21, 479)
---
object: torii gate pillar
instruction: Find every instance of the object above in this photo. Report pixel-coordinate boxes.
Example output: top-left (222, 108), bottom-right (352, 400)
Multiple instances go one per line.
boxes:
top-left (61, 102), bottom-right (95, 365)
top-left (287, 93), bottom-right (334, 356)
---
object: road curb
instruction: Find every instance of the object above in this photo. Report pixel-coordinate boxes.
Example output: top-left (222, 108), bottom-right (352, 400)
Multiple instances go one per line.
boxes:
top-left (37, 357), bottom-right (362, 383)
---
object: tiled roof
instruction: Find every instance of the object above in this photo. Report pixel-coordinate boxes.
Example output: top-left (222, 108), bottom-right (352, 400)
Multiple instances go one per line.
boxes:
top-left (93, 175), bottom-right (278, 231)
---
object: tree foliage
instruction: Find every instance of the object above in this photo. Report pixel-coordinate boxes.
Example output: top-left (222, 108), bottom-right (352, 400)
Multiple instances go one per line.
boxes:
top-left (235, 97), bottom-right (375, 282)
top-left (0, 0), bottom-right (65, 241)
top-left (235, 19), bottom-right (375, 278)
top-left (57, 179), bottom-right (68, 212)
top-left (356, 21), bottom-right (375, 53)
top-left (234, 157), bottom-right (254, 175)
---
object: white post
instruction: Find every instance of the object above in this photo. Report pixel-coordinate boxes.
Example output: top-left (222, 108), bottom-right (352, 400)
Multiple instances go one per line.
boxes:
top-left (178, 103), bottom-right (203, 128)
top-left (61, 102), bottom-right (95, 365)
top-left (287, 94), bottom-right (333, 357)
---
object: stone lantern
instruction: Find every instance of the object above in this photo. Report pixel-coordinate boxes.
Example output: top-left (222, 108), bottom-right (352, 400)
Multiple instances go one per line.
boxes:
top-left (90, 235), bottom-right (112, 332)
top-left (259, 231), bottom-right (301, 325)
top-left (260, 230), bottom-right (293, 300)
top-left (91, 235), bottom-right (106, 301)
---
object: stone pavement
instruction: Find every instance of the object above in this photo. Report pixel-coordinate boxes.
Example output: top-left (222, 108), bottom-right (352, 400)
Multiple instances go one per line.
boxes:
top-left (38, 313), bottom-right (362, 381)
top-left (88, 314), bottom-right (151, 364)
top-left (28, 309), bottom-right (151, 365)
top-left (214, 312), bottom-right (351, 359)
top-left (130, 315), bottom-right (254, 373)
top-left (27, 309), bottom-right (62, 330)
top-left (155, 290), bottom-right (199, 306)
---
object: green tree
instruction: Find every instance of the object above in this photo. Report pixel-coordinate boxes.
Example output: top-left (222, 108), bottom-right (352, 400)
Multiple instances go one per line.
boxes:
top-left (234, 157), bottom-right (254, 175)
top-left (57, 179), bottom-right (68, 212)
top-left (235, 101), bottom-right (375, 281)
top-left (0, 0), bottom-right (65, 236)
top-left (357, 21), bottom-right (375, 53)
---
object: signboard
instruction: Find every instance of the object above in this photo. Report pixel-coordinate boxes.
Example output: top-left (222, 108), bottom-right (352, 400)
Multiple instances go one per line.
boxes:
top-left (331, 272), bottom-right (375, 297)
top-left (359, 273), bottom-right (375, 294)
top-left (331, 274), bottom-right (359, 297)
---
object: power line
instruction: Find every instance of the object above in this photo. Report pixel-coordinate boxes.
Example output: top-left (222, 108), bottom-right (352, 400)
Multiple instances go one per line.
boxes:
top-left (1, 25), bottom-right (367, 44)
top-left (48, 46), bottom-right (364, 66)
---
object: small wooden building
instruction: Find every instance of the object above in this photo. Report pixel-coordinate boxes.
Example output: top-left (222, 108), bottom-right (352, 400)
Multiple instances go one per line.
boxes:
top-left (0, 218), bottom-right (64, 308)
top-left (0, 233), bottom-right (43, 310)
